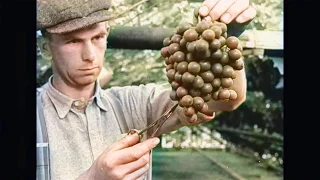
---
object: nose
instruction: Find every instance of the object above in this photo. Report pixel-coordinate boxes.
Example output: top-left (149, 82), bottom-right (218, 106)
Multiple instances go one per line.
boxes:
top-left (82, 42), bottom-right (96, 62)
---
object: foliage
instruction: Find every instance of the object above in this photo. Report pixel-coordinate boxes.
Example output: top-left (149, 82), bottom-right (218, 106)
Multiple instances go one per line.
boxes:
top-left (250, 0), bottom-right (283, 31)
top-left (37, 0), bottom-right (283, 86)
top-left (212, 55), bottom-right (283, 134)
top-left (107, 0), bottom-right (283, 31)
top-left (104, 49), bottom-right (167, 88)
top-left (207, 55), bottom-right (283, 170)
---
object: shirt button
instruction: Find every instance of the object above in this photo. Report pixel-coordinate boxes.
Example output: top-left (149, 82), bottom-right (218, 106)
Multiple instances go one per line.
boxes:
top-left (74, 101), bottom-right (81, 106)
top-left (73, 100), bottom-right (87, 110)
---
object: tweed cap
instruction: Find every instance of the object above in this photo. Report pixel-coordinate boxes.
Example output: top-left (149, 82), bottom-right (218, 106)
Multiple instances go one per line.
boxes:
top-left (37, 0), bottom-right (114, 34)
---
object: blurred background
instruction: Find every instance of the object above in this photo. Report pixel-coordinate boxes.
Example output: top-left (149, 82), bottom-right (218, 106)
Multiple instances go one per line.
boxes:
top-left (37, 0), bottom-right (283, 179)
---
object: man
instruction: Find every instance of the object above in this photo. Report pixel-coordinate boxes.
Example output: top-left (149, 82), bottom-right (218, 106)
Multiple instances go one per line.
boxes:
top-left (36, 0), bottom-right (256, 179)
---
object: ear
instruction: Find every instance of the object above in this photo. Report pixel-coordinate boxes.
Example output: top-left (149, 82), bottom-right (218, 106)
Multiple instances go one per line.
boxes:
top-left (37, 36), bottom-right (52, 61)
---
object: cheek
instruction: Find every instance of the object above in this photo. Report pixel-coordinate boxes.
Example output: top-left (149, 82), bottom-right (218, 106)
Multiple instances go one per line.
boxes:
top-left (52, 49), bottom-right (80, 71)
top-left (96, 43), bottom-right (107, 61)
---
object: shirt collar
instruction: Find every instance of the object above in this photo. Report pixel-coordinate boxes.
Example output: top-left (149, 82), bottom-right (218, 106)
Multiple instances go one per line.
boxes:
top-left (94, 80), bottom-right (108, 112)
top-left (46, 76), bottom-right (108, 119)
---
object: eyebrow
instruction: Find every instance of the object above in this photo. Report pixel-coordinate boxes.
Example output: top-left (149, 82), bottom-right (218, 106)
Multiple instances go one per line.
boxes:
top-left (62, 29), bottom-right (108, 41)
top-left (93, 32), bottom-right (108, 37)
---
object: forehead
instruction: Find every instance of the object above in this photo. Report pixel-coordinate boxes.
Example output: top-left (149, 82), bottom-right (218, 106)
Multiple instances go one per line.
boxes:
top-left (51, 22), bottom-right (108, 40)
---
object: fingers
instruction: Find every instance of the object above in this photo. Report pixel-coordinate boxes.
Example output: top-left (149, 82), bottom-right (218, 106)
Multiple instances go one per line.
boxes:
top-left (120, 153), bottom-right (150, 180)
top-left (199, 0), bottom-right (220, 17)
top-left (117, 153), bottom-right (150, 176)
top-left (235, 6), bottom-right (257, 23)
top-left (108, 133), bottom-right (141, 151)
top-left (96, 138), bottom-right (158, 179)
top-left (180, 109), bottom-right (215, 126)
top-left (199, 0), bottom-right (256, 25)
top-left (208, 0), bottom-right (237, 21)
top-left (220, 0), bottom-right (250, 24)
top-left (123, 163), bottom-right (150, 180)
top-left (115, 137), bottom-right (159, 164)
top-left (198, 112), bottom-right (215, 123)
top-left (136, 172), bottom-right (149, 180)
top-left (191, 112), bottom-right (215, 125)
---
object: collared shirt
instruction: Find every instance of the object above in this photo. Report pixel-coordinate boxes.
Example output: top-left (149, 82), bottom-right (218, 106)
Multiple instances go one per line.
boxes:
top-left (38, 76), bottom-right (177, 180)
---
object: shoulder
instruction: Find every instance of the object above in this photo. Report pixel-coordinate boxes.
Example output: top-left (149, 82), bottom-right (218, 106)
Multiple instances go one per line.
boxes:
top-left (37, 86), bottom-right (44, 97)
top-left (36, 83), bottom-right (50, 98)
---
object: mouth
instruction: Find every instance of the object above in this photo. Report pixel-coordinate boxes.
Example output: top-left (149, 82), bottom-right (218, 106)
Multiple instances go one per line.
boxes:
top-left (79, 67), bottom-right (98, 71)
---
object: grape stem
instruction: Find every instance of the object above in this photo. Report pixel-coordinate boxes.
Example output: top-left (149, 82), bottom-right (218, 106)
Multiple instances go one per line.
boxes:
top-left (193, 6), bottom-right (202, 25)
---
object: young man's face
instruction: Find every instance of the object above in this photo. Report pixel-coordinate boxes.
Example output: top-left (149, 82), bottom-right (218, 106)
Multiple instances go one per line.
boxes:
top-left (47, 22), bottom-right (108, 87)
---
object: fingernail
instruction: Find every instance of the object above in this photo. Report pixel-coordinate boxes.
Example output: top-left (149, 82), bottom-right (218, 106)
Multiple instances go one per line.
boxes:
top-left (236, 16), bottom-right (244, 23)
top-left (221, 13), bottom-right (231, 23)
top-left (153, 138), bottom-right (160, 145)
top-left (199, 6), bottom-right (208, 15)
top-left (204, 16), bottom-right (212, 22)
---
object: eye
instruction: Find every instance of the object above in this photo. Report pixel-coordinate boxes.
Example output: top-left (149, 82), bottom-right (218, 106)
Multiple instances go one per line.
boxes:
top-left (93, 34), bottom-right (106, 40)
top-left (67, 39), bottom-right (80, 44)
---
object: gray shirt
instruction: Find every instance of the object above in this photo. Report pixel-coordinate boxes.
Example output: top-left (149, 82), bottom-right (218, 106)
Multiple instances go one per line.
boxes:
top-left (39, 76), bottom-right (178, 180)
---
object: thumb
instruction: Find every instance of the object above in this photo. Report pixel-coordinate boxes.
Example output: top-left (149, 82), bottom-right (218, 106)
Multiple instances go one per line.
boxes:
top-left (109, 132), bottom-right (141, 151)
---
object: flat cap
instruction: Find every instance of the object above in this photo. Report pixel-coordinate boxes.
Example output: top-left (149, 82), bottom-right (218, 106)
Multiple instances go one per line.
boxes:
top-left (37, 0), bottom-right (113, 34)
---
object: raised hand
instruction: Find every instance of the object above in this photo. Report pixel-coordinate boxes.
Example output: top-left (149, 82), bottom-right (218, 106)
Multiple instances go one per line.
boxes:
top-left (199, 0), bottom-right (257, 24)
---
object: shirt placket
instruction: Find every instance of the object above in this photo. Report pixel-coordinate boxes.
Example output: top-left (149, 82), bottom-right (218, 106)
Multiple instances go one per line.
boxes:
top-left (85, 101), bottom-right (102, 160)
top-left (72, 100), bottom-right (95, 163)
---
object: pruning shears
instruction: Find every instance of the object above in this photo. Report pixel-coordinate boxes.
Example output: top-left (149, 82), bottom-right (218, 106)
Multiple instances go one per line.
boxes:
top-left (127, 103), bottom-right (179, 140)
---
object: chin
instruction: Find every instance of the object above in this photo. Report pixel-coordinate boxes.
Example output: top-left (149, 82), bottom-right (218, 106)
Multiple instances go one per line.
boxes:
top-left (77, 76), bottom-right (97, 86)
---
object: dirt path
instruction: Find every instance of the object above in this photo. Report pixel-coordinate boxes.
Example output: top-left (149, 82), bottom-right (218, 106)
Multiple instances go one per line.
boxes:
top-left (152, 148), bottom-right (282, 180)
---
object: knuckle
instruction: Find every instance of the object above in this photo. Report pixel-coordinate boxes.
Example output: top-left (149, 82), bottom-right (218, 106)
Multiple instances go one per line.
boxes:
top-left (130, 152), bottom-right (141, 161)
top-left (140, 154), bottom-right (149, 164)
top-left (142, 141), bottom-right (153, 151)
top-left (142, 163), bottom-right (150, 172)
top-left (145, 163), bottom-right (150, 169)
top-left (119, 140), bottom-right (130, 148)
top-left (101, 157), bottom-right (113, 170)
top-left (112, 170), bottom-right (124, 180)
top-left (210, 11), bottom-right (220, 20)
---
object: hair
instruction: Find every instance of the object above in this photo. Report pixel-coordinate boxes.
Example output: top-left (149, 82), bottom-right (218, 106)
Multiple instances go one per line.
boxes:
top-left (41, 29), bottom-right (51, 40)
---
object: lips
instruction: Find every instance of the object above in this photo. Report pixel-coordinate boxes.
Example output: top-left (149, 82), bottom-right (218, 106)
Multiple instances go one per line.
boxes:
top-left (79, 67), bottom-right (98, 71)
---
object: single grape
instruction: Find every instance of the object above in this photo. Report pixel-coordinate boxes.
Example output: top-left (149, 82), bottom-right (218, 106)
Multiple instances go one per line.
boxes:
top-left (200, 71), bottom-right (215, 83)
top-left (188, 61), bottom-right (201, 75)
top-left (177, 61), bottom-right (188, 74)
top-left (229, 89), bottom-right (238, 100)
top-left (182, 72), bottom-right (196, 84)
top-left (176, 86), bottom-right (189, 99)
top-left (193, 96), bottom-right (205, 110)
top-left (173, 51), bottom-right (185, 63)
top-left (184, 29), bottom-right (199, 42)
top-left (180, 95), bottom-right (194, 107)
top-left (171, 34), bottom-right (182, 44)
top-left (202, 29), bottom-right (215, 41)
top-left (192, 76), bottom-right (205, 89)
top-left (226, 36), bottom-right (239, 50)
top-left (221, 78), bottom-right (233, 88)
top-left (218, 89), bottom-right (230, 100)
top-left (163, 37), bottom-right (171, 47)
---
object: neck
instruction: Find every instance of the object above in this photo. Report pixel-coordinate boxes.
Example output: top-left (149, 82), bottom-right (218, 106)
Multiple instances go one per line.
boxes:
top-left (51, 76), bottom-right (96, 101)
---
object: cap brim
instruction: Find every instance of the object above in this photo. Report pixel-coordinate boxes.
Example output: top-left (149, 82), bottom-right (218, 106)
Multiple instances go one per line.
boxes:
top-left (46, 10), bottom-right (114, 34)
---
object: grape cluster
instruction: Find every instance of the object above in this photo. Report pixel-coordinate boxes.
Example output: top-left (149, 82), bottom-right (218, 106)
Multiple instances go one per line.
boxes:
top-left (161, 20), bottom-right (244, 117)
